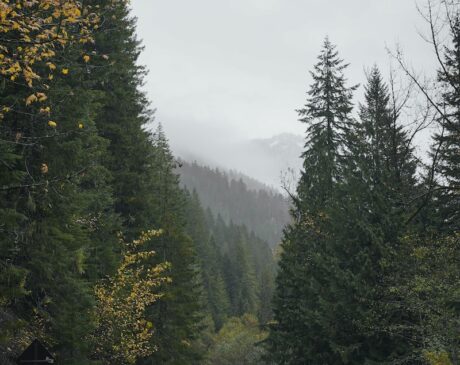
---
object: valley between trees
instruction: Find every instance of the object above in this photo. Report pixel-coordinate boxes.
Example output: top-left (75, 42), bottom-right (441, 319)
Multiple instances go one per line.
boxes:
top-left (0, 1), bottom-right (459, 365)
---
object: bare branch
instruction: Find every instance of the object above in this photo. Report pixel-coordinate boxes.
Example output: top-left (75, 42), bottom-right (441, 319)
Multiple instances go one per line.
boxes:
top-left (406, 125), bottom-right (445, 224)
top-left (427, 0), bottom-right (458, 93)
top-left (390, 47), bottom-right (460, 133)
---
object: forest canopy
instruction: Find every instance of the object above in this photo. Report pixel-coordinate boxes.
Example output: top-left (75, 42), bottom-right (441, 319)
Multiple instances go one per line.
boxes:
top-left (0, 1), bottom-right (459, 365)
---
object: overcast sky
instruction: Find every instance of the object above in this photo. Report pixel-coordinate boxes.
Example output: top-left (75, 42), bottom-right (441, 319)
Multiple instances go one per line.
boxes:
top-left (131, 0), bottom-right (438, 153)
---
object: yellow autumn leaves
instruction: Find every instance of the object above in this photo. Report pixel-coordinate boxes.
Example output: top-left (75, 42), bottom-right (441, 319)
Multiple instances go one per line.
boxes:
top-left (25, 93), bottom-right (47, 106)
top-left (0, 0), bottom-right (100, 121)
top-left (424, 351), bottom-right (453, 365)
top-left (91, 230), bottom-right (170, 365)
top-left (0, 0), bottom-right (97, 83)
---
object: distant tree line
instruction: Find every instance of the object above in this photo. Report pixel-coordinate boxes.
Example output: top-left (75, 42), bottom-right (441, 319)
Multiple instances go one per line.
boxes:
top-left (179, 161), bottom-right (291, 247)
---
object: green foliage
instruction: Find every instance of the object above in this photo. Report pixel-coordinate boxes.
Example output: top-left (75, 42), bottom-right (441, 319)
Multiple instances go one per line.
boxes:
top-left (394, 233), bottom-right (460, 363)
top-left (205, 314), bottom-right (268, 365)
top-left (268, 44), bottom-right (422, 364)
top-left (296, 37), bottom-right (357, 211)
top-left (185, 191), bottom-right (231, 331)
top-left (268, 38), bottom-right (359, 364)
top-left (435, 17), bottom-right (460, 231)
top-left (0, 7), bottom-right (121, 361)
top-left (139, 127), bottom-right (205, 365)
top-left (3, 2), bottom-right (459, 365)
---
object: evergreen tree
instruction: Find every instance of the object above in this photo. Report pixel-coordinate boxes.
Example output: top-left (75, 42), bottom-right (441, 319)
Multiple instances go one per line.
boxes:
top-left (296, 37), bottom-right (357, 211)
top-left (184, 190), bottom-right (230, 331)
top-left (333, 67), bottom-right (418, 363)
top-left (141, 127), bottom-right (205, 365)
top-left (395, 15), bottom-right (460, 363)
top-left (0, 24), bottom-right (120, 363)
top-left (434, 16), bottom-right (460, 231)
top-left (88, 0), bottom-right (156, 239)
top-left (267, 38), bottom-right (357, 364)
top-left (232, 235), bottom-right (258, 316)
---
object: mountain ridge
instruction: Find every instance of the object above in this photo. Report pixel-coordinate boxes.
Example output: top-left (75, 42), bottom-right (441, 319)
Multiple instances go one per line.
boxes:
top-left (173, 132), bottom-right (304, 190)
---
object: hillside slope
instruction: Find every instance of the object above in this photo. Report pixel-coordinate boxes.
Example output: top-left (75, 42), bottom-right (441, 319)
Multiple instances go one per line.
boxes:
top-left (177, 161), bottom-right (291, 247)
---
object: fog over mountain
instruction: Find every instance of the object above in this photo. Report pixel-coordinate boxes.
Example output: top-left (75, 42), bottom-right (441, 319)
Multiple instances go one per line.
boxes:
top-left (171, 132), bottom-right (304, 191)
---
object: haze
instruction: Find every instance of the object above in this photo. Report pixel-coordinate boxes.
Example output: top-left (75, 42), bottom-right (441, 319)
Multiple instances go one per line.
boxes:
top-left (131, 0), bottom-right (438, 186)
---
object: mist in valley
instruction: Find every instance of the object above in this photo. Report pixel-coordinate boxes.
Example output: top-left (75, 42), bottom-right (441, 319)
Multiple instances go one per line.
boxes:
top-left (1, 1), bottom-right (458, 364)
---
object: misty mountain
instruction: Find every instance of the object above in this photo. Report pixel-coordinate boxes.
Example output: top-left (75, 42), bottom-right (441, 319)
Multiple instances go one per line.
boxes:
top-left (243, 133), bottom-right (304, 189)
top-left (177, 161), bottom-right (291, 247)
top-left (174, 133), bottom-right (304, 190)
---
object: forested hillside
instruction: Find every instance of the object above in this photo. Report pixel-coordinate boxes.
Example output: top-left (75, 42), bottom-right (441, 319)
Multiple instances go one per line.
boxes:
top-left (178, 161), bottom-right (291, 247)
top-left (175, 133), bottom-right (304, 190)
top-left (0, 2), bottom-right (273, 364)
top-left (1, 1), bottom-right (459, 365)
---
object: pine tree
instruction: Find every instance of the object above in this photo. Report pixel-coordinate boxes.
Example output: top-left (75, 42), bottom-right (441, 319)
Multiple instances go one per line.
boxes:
top-left (333, 66), bottom-right (419, 363)
top-left (296, 37), bottom-right (357, 211)
top-left (87, 0), bottom-right (156, 239)
top-left (398, 15), bottom-right (460, 363)
top-left (434, 16), bottom-right (460, 230)
top-left (429, 14), bottom-right (460, 362)
top-left (184, 190), bottom-right (230, 331)
top-left (267, 38), bottom-right (358, 364)
top-left (141, 126), bottom-right (205, 365)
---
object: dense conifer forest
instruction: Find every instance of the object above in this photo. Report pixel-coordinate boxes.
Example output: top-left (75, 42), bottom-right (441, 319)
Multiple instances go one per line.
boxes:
top-left (0, 1), bottom-right (459, 365)
top-left (178, 160), bottom-right (290, 247)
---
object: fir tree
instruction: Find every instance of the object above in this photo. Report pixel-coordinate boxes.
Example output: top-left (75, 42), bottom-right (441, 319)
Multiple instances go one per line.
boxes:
top-left (87, 0), bottom-right (156, 239)
top-left (332, 66), bottom-right (419, 363)
top-left (141, 126), bottom-right (205, 365)
top-left (434, 16), bottom-right (460, 230)
top-left (184, 190), bottom-right (230, 331)
top-left (267, 38), bottom-right (358, 364)
top-left (296, 37), bottom-right (357, 211)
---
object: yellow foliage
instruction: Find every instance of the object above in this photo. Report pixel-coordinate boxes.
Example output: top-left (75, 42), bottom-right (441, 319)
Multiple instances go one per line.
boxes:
top-left (90, 230), bottom-right (170, 365)
top-left (424, 351), bottom-right (453, 365)
top-left (36, 92), bottom-right (47, 102)
top-left (46, 62), bottom-right (56, 71)
top-left (47, 120), bottom-right (57, 128)
top-left (39, 106), bottom-right (51, 114)
top-left (25, 94), bottom-right (37, 105)
top-left (40, 163), bottom-right (48, 174)
top-left (0, 0), bottom-right (102, 121)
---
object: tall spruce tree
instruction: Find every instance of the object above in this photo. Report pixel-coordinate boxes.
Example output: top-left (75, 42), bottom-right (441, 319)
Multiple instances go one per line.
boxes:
top-left (80, 4), bottom-right (206, 361)
top-left (434, 16), bottom-right (460, 230)
top-left (430, 13), bottom-right (460, 362)
top-left (267, 38), bottom-right (357, 364)
top-left (87, 0), bottom-right (156, 240)
top-left (400, 14), bottom-right (460, 363)
top-left (332, 67), bottom-right (419, 363)
top-left (296, 37), bottom-right (356, 211)
top-left (141, 126), bottom-right (205, 365)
